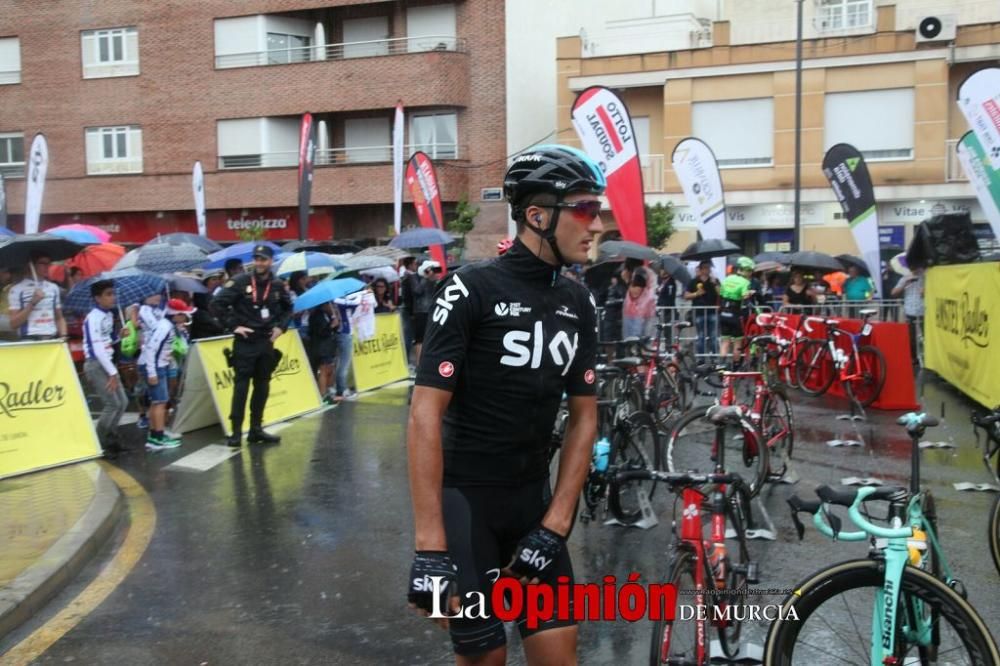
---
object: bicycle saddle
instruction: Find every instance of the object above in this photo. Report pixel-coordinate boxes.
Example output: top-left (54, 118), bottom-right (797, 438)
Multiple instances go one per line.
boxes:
top-left (896, 412), bottom-right (940, 435)
top-left (611, 357), bottom-right (643, 369)
top-left (815, 484), bottom-right (907, 507)
top-left (706, 405), bottom-right (743, 425)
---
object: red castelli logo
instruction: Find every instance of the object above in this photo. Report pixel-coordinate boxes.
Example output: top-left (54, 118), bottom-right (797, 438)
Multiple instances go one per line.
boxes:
top-left (584, 369), bottom-right (595, 385)
top-left (438, 362), bottom-right (455, 378)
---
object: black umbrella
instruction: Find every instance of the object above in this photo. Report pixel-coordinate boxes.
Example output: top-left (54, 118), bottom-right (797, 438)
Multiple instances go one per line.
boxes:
top-left (147, 232), bottom-right (223, 254)
top-left (656, 254), bottom-right (691, 284)
top-left (583, 259), bottom-right (623, 289)
top-left (788, 250), bottom-right (844, 274)
top-left (753, 251), bottom-right (790, 264)
top-left (598, 239), bottom-right (659, 262)
top-left (680, 238), bottom-right (741, 261)
top-left (389, 227), bottom-right (454, 249)
top-left (0, 233), bottom-right (84, 267)
top-left (836, 254), bottom-right (870, 275)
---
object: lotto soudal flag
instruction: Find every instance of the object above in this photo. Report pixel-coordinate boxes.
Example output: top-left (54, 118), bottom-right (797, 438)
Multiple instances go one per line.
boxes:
top-left (192, 161), bottom-right (206, 238)
top-left (24, 133), bottom-right (48, 235)
top-left (671, 137), bottom-right (727, 278)
top-left (393, 102), bottom-right (405, 235)
top-left (822, 143), bottom-right (882, 296)
top-left (957, 130), bottom-right (1000, 241)
top-left (957, 67), bottom-right (1000, 171)
top-left (297, 112), bottom-right (317, 240)
top-left (0, 173), bottom-right (7, 230)
top-left (571, 86), bottom-right (647, 245)
top-left (405, 151), bottom-right (447, 274)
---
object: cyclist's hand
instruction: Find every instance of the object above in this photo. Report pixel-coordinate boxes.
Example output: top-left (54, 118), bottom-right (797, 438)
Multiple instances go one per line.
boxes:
top-left (503, 526), bottom-right (565, 584)
top-left (407, 551), bottom-right (460, 628)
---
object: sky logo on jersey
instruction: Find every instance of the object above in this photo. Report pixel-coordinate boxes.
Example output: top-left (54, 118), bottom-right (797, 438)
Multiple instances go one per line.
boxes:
top-left (555, 305), bottom-right (578, 321)
top-left (432, 275), bottom-right (470, 325)
top-left (494, 302), bottom-right (532, 318)
top-left (438, 361), bottom-right (455, 378)
top-left (501, 322), bottom-right (578, 376)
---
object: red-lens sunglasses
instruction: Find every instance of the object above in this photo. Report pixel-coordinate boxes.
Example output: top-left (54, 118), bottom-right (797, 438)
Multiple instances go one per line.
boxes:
top-left (554, 200), bottom-right (602, 222)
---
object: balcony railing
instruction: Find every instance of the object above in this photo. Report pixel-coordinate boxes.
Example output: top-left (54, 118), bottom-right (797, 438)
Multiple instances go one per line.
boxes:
top-left (946, 139), bottom-right (967, 182)
top-left (641, 154), bottom-right (664, 193)
top-left (218, 143), bottom-right (463, 170)
top-left (0, 163), bottom-right (25, 179)
top-left (215, 35), bottom-right (465, 69)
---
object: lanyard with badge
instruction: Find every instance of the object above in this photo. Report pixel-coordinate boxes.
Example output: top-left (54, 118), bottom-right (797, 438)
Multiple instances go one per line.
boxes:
top-left (251, 275), bottom-right (271, 321)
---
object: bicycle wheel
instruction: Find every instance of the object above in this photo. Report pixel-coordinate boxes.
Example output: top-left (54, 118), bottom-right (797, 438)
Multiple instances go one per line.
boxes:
top-left (607, 411), bottom-right (661, 525)
top-left (989, 493), bottom-right (1000, 577)
top-left (795, 339), bottom-right (835, 396)
top-left (649, 548), bottom-right (698, 665)
top-left (717, 490), bottom-right (752, 658)
top-left (844, 344), bottom-right (887, 408)
top-left (651, 366), bottom-right (685, 431)
top-left (779, 341), bottom-right (800, 388)
top-left (764, 560), bottom-right (1000, 665)
top-left (760, 386), bottom-right (794, 479)
top-left (664, 408), bottom-right (768, 498)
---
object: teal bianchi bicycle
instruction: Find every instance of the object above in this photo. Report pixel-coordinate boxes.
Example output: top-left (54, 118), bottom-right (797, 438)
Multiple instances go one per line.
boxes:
top-left (765, 412), bottom-right (1000, 665)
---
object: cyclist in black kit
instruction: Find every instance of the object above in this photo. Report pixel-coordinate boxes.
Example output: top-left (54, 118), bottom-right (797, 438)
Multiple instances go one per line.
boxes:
top-left (407, 145), bottom-right (605, 664)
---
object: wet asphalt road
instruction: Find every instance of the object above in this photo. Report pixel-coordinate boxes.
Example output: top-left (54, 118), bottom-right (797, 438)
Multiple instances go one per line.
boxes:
top-left (1, 372), bottom-right (998, 665)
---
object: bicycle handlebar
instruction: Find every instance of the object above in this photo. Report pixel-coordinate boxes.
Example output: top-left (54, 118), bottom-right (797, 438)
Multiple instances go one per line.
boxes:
top-left (788, 485), bottom-right (912, 543)
top-left (971, 410), bottom-right (1000, 428)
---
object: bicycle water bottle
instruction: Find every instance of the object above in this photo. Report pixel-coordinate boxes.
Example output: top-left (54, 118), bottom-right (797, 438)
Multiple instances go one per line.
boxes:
top-left (834, 348), bottom-right (848, 367)
top-left (907, 527), bottom-right (928, 566)
top-left (593, 437), bottom-right (610, 472)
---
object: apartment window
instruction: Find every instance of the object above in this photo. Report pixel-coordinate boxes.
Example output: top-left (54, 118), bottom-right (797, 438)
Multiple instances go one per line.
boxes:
top-left (692, 98), bottom-right (773, 167)
top-left (410, 112), bottom-right (457, 159)
top-left (632, 116), bottom-right (651, 165)
top-left (0, 37), bottom-right (21, 85)
top-left (85, 126), bottom-right (143, 175)
top-left (406, 4), bottom-right (457, 52)
top-left (81, 27), bottom-right (139, 78)
top-left (825, 88), bottom-right (914, 160)
top-left (267, 32), bottom-right (311, 65)
top-left (0, 133), bottom-right (25, 177)
top-left (818, 0), bottom-right (873, 31)
top-left (345, 118), bottom-right (390, 162)
top-left (343, 17), bottom-right (390, 58)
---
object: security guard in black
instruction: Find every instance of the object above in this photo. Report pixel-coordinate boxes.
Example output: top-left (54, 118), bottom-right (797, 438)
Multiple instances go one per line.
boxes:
top-left (211, 245), bottom-right (292, 446)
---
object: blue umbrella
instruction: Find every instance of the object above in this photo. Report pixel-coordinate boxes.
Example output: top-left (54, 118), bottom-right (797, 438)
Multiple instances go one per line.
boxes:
top-left (65, 269), bottom-right (167, 314)
top-left (275, 251), bottom-right (345, 278)
top-left (202, 241), bottom-right (281, 270)
top-left (292, 278), bottom-right (366, 313)
top-left (389, 227), bottom-right (454, 249)
top-left (113, 242), bottom-right (209, 274)
top-left (147, 232), bottom-right (223, 253)
top-left (47, 228), bottom-right (104, 245)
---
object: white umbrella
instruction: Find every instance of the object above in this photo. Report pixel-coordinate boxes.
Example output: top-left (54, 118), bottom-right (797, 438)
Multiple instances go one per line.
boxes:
top-left (359, 266), bottom-right (400, 283)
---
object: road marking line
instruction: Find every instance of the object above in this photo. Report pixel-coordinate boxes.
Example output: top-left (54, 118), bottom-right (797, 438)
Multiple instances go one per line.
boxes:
top-left (166, 444), bottom-right (240, 473)
top-left (1, 464), bottom-right (157, 665)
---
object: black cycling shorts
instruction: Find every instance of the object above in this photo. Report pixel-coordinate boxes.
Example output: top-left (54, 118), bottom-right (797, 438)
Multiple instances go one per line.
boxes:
top-left (442, 479), bottom-right (575, 656)
top-left (718, 308), bottom-right (744, 339)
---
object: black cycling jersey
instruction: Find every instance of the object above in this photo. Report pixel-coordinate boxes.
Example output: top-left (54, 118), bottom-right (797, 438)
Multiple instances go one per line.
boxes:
top-left (415, 238), bottom-right (599, 487)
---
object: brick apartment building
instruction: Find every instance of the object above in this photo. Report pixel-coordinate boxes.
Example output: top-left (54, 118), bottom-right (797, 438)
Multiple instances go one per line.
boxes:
top-left (0, 0), bottom-right (509, 253)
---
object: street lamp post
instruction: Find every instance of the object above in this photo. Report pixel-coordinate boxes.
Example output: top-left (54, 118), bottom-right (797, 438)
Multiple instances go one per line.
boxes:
top-left (793, 0), bottom-right (804, 252)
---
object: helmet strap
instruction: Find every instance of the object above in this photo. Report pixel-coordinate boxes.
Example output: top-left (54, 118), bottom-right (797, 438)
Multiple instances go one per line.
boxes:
top-left (523, 204), bottom-right (568, 268)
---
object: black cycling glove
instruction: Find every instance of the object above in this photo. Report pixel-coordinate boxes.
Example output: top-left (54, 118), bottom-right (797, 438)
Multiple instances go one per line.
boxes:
top-left (508, 526), bottom-right (565, 581)
top-left (407, 551), bottom-right (458, 614)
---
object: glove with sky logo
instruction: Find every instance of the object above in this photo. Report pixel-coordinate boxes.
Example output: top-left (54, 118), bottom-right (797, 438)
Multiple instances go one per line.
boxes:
top-left (507, 526), bottom-right (565, 581)
top-left (407, 551), bottom-right (458, 614)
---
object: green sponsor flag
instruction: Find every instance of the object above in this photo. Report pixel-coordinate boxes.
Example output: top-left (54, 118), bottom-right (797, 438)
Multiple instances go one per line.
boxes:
top-left (957, 131), bottom-right (1000, 241)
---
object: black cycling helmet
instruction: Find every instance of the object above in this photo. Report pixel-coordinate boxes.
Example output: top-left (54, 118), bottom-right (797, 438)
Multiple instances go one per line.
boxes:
top-left (503, 144), bottom-right (606, 267)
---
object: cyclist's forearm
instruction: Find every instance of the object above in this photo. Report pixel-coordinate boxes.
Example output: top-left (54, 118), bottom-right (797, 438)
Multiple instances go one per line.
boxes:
top-left (545, 398), bottom-right (597, 536)
top-left (407, 388), bottom-right (448, 551)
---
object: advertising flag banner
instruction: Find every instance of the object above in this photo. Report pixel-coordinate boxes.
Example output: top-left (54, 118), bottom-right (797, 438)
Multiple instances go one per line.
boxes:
top-left (672, 137), bottom-right (727, 278)
top-left (957, 67), bottom-right (1000, 170)
top-left (571, 86), bottom-right (647, 245)
top-left (957, 130), bottom-right (1000, 241)
top-left (924, 263), bottom-right (1000, 408)
top-left (822, 143), bottom-right (882, 296)
top-left (0, 341), bottom-right (102, 479)
top-left (24, 133), bottom-right (49, 235)
top-left (297, 112), bottom-right (317, 241)
top-left (192, 161), bottom-right (207, 238)
top-left (405, 151), bottom-right (448, 272)
top-left (393, 102), bottom-right (405, 235)
top-left (172, 332), bottom-right (322, 436)
top-left (0, 173), bottom-right (7, 229)
top-left (352, 313), bottom-right (409, 392)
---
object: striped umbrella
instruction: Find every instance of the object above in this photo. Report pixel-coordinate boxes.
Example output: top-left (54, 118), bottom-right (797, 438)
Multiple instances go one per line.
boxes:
top-left (114, 243), bottom-right (209, 274)
top-left (47, 224), bottom-right (112, 243)
top-left (47, 227), bottom-right (104, 245)
top-left (65, 269), bottom-right (167, 314)
top-left (275, 251), bottom-right (345, 278)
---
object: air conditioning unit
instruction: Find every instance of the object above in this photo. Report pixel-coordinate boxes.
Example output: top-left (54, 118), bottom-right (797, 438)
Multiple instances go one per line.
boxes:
top-left (915, 15), bottom-right (957, 43)
top-left (481, 187), bottom-right (503, 202)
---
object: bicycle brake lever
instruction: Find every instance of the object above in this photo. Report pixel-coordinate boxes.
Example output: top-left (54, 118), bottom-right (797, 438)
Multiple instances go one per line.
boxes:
top-left (826, 507), bottom-right (843, 540)
top-left (790, 509), bottom-right (805, 540)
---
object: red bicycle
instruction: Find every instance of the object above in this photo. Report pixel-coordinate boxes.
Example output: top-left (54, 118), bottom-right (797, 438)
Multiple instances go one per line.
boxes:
top-left (616, 406), bottom-right (758, 665)
top-left (747, 311), bottom-right (809, 388)
top-left (794, 310), bottom-right (887, 407)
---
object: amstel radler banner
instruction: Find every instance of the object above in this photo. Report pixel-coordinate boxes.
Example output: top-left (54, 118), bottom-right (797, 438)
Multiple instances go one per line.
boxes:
top-left (352, 313), bottom-right (409, 393)
top-left (924, 263), bottom-right (1000, 407)
top-left (0, 340), bottom-right (102, 479)
top-left (172, 332), bottom-right (322, 436)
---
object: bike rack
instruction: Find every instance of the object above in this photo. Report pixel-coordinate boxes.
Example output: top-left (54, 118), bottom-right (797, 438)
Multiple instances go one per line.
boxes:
top-left (841, 476), bottom-right (884, 486)
top-left (953, 482), bottom-right (1000, 492)
top-left (603, 486), bottom-right (659, 530)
